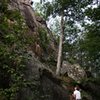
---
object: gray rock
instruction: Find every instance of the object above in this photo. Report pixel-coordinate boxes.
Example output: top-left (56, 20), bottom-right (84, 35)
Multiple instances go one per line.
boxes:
top-left (61, 61), bottom-right (86, 81)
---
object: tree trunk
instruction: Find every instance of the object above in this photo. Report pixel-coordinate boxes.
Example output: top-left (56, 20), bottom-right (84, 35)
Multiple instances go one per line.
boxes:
top-left (56, 12), bottom-right (64, 76)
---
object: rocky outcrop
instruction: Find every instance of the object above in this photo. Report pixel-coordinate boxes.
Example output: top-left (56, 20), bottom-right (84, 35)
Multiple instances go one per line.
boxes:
top-left (8, 0), bottom-right (57, 60)
top-left (17, 51), bottom-right (69, 100)
top-left (40, 69), bottom-right (69, 100)
top-left (6, 1), bottom-right (91, 100)
top-left (61, 61), bottom-right (86, 81)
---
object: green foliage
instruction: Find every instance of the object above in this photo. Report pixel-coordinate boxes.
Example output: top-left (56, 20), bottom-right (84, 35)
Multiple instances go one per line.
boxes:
top-left (34, 3), bottom-right (44, 18)
top-left (77, 5), bottom-right (100, 73)
top-left (0, 1), bottom-right (33, 99)
top-left (38, 27), bottom-right (49, 51)
top-left (43, 2), bottom-right (53, 19)
top-left (34, 2), bottom-right (52, 20)
top-left (0, 0), bottom-right (8, 13)
top-left (41, 0), bottom-right (93, 20)
top-left (80, 77), bottom-right (100, 100)
top-left (85, 6), bottom-right (100, 21)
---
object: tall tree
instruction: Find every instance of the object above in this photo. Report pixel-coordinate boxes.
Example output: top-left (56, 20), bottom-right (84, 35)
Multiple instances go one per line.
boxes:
top-left (56, 11), bottom-right (64, 76)
top-left (40, 0), bottom-right (93, 76)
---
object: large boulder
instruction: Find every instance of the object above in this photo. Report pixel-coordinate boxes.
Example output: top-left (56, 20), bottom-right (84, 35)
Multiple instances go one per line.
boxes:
top-left (61, 61), bottom-right (86, 81)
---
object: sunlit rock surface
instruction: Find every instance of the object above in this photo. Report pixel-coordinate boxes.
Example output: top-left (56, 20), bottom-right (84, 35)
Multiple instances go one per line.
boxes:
top-left (61, 61), bottom-right (86, 81)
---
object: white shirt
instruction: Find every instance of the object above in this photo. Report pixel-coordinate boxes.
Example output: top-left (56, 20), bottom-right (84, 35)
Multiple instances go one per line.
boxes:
top-left (74, 90), bottom-right (81, 100)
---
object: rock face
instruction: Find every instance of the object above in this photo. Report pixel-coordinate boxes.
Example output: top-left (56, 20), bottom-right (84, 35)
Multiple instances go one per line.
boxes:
top-left (17, 51), bottom-right (69, 100)
top-left (8, 0), bottom-right (57, 60)
top-left (7, 1), bottom-right (69, 100)
top-left (61, 61), bottom-right (86, 81)
top-left (6, 1), bottom-right (90, 100)
top-left (40, 69), bottom-right (69, 100)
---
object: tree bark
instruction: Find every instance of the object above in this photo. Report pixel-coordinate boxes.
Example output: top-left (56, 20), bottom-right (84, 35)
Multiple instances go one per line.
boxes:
top-left (56, 12), bottom-right (64, 76)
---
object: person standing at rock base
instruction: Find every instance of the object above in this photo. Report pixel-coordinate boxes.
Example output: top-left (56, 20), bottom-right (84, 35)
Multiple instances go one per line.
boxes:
top-left (73, 86), bottom-right (81, 100)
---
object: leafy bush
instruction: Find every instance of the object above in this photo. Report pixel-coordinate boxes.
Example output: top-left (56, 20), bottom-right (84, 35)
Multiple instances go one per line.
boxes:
top-left (38, 27), bottom-right (49, 51)
top-left (0, 1), bottom-right (32, 99)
